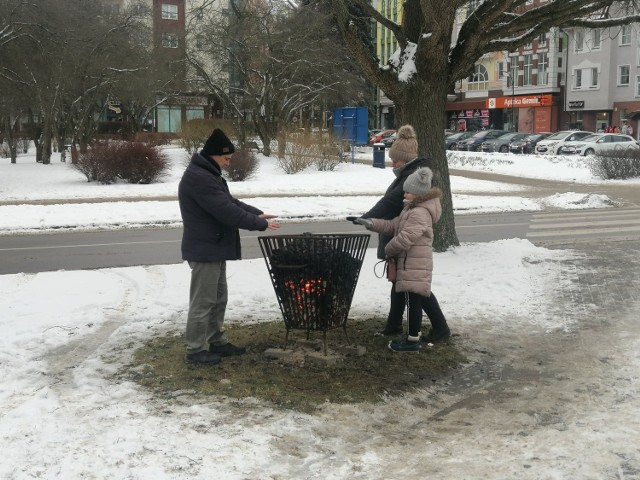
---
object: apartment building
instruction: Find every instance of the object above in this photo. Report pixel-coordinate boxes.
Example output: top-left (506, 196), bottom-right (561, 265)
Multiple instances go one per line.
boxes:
top-left (375, 0), bottom-right (400, 129)
top-left (152, 0), bottom-right (229, 133)
top-left (446, 1), bottom-right (566, 134)
top-left (372, 1), bottom-right (567, 133)
top-left (101, 0), bottom-right (229, 133)
top-left (564, 18), bottom-right (640, 137)
top-left (372, 1), bottom-right (638, 135)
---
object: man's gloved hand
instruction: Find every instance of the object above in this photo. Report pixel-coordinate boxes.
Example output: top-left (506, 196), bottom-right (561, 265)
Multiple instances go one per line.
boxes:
top-left (346, 216), bottom-right (359, 224)
top-left (353, 217), bottom-right (374, 230)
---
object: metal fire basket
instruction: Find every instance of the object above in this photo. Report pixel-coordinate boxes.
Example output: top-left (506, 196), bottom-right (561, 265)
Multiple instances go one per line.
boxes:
top-left (258, 233), bottom-right (370, 354)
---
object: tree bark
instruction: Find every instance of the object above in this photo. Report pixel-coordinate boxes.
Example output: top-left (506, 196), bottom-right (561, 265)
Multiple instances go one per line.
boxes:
top-left (394, 77), bottom-right (459, 252)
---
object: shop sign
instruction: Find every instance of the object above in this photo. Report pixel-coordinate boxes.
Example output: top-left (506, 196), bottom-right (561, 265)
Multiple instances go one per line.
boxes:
top-left (487, 94), bottom-right (552, 109)
top-left (568, 101), bottom-right (585, 109)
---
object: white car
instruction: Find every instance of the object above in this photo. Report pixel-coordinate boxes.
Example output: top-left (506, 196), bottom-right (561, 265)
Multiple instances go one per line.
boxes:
top-left (534, 130), bottom-right (592, 155)
top-left (558, 133), bottom-right (640, 156)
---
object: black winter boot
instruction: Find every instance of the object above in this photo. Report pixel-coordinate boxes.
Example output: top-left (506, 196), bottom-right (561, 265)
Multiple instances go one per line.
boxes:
top-left (421, 292), bottom-right (451, 343)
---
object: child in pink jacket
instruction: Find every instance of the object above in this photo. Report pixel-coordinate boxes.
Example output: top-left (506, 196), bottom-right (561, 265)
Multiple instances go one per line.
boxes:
top-left (355, 167), bottom-right (451, 352)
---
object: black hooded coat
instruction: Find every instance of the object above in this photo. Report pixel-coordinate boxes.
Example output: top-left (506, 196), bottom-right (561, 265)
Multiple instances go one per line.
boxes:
top-left (178, 152), bottom-right (267, 262)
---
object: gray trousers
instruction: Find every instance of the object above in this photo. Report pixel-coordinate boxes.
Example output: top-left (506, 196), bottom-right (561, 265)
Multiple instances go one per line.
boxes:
top-left (185, 261), bottom-right (229, 354)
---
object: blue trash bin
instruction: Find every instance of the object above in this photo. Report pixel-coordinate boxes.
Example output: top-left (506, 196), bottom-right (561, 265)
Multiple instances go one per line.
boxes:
top-left (373, 143), bottom-right (385, 168)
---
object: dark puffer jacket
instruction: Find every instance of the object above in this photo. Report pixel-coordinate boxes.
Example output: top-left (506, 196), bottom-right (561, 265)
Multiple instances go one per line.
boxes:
top-left (178, 152), bottom-right (268, 262)
top-left (361, 157), bottom-right (431, 259)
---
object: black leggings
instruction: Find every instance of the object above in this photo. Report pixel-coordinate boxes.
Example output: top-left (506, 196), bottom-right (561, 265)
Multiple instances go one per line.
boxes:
top-left (388, 283), bottom-right (448, 334)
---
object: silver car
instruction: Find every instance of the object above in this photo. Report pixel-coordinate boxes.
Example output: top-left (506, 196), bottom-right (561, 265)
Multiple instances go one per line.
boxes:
top-left (558, 133), bottom-right (640, 156)
top-left (534, 130), bottom-right (592, 155)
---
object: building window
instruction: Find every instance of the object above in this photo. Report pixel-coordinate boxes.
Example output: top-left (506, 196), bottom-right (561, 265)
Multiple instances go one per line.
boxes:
top-left (619, 65), bottom-right (630, 85)
top-left (157, 106), bottom-right (182, 133)
top-left (161, 4), bottom-right (178, 20)
top-left (538, 53), bottom-right (548, 85)
top-left (510, 60), bottom-right (518, 88)
top-left (592, 29), bottom-right (601, 50)
top-left (467, 64), bottom-right (488, 90)
top-left (538, 33), bottom-right (547, 47)
top-left (591, 67), bottom-right (599, 87)
top-left (523, 54), bottom-right (533, 85)
top-left (186, 107), bottom-right (204, 121)
top-left (621, 25), bottom-right (632, 45)
top-left (575, 69), bottom-right (582, 88)
top-left (575, 30), bottom-right (584, 51)
top-left (162, 33), bottom-right (179, 48)
top-left (636, 76), bottom-right (640, 97)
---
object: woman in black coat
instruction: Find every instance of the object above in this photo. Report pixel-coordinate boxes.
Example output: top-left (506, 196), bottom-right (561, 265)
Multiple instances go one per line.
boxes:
top-left (361, 125), bottom-right (450, 343)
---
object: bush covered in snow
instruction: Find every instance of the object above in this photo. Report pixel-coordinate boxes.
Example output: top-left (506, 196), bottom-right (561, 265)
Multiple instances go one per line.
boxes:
top-left (74, 141), bottom-right (168, 184)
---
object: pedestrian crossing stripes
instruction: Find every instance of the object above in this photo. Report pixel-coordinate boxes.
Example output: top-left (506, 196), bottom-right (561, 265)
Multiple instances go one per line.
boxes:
top-left (526, 207), bottom-right (640, 241)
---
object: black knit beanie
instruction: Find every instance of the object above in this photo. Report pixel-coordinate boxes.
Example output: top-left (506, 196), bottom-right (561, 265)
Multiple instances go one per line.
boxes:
top-left (201, 128), bottom-right (235, 156)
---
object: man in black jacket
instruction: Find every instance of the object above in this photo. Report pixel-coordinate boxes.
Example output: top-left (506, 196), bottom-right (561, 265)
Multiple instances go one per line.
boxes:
top-left (360, 124), bottom-right (450, 343)
top-left (179, 128), bottom-right (280, 365)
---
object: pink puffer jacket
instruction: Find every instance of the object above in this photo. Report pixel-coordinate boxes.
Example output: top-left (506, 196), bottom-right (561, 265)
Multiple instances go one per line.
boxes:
top-left (370, 188), bottom-right (442, 296)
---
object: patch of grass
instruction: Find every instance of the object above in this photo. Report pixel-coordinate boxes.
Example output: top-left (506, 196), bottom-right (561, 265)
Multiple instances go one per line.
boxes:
top-left (119, 318), bottom-right (466, 414)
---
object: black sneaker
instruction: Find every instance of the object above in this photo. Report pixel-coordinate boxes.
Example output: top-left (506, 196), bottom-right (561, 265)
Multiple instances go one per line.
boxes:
top-left (209, 342), bottom-right (246, 357)
top-left (374, 324), bottom-right (403, 336)
top-left (185, 350), bottom-right (222, 365)
top-left (388, 338), bottom-right (420, 352)
top-left (420, 328), bottom-right (451, 344)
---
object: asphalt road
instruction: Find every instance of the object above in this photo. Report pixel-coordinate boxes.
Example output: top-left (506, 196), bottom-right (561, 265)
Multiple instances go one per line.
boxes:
top-left (4, 167), bottom-right (640, 275)
top-left (0, 212), bottom-right (533, 275)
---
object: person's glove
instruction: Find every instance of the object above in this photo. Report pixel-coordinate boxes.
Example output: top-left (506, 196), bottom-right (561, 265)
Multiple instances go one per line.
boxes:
top-left (346, 216), bottom-right (359, 224)
top-left (353, 217), bottom-right (373, 230)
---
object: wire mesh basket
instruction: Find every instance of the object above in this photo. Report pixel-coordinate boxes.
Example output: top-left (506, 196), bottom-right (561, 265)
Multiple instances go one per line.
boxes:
top-left (259, 233), bottom-right (370, 353)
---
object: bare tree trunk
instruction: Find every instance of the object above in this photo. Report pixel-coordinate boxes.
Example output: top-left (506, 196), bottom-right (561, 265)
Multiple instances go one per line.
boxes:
top-left (41, 119), bottom-right (53, 165)
top-left (254, 116), bottom-right (273, 157)
top-left (396, 78), bottom-right (460, 252)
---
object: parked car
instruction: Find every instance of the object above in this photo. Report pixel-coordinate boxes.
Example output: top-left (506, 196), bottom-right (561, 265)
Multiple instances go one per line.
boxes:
top-left (456, 129), bottom-right (508, 151)
top-left (369, 129), bottom-right (396, 145)
top-left (534, 130), bottom-right (592, 155)
top-left (480, 132), bottom-right (529, 153)
top-left (509, 133), bottom-right (551, 154)
top-left (381, 132), bottom-right (396, 147)
top-left (445, 131), bottom-right (474, 150)
top-left (558, 133), bottom-right (640, 156)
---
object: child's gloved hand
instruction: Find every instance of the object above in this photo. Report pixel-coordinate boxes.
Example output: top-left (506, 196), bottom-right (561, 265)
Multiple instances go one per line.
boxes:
top-left (353, 217), bottom-right (373, 230)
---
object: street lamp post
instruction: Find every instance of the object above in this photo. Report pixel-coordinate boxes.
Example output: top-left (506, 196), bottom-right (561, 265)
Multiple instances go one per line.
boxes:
top-left (501, 70), bottom-right (517, 132)
top-left (502, 70), bottom-right (518, 132)
top-left (511, 75), bottom-right (516, 132)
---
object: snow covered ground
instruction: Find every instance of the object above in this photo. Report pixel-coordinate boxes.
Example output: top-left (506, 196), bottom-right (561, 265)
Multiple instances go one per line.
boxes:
top-left (1, 146), bottom-right (638, 479)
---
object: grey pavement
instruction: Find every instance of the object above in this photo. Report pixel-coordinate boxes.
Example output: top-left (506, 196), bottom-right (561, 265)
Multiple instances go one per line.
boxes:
top-left (429, 171), bottom-right (640, 477)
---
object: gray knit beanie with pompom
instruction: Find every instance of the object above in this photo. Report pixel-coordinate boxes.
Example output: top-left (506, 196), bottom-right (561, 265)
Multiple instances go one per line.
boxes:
top-left (389, 124), bottom-right (418, 163)
top-left (403, 167), bottom-right (433, 196)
